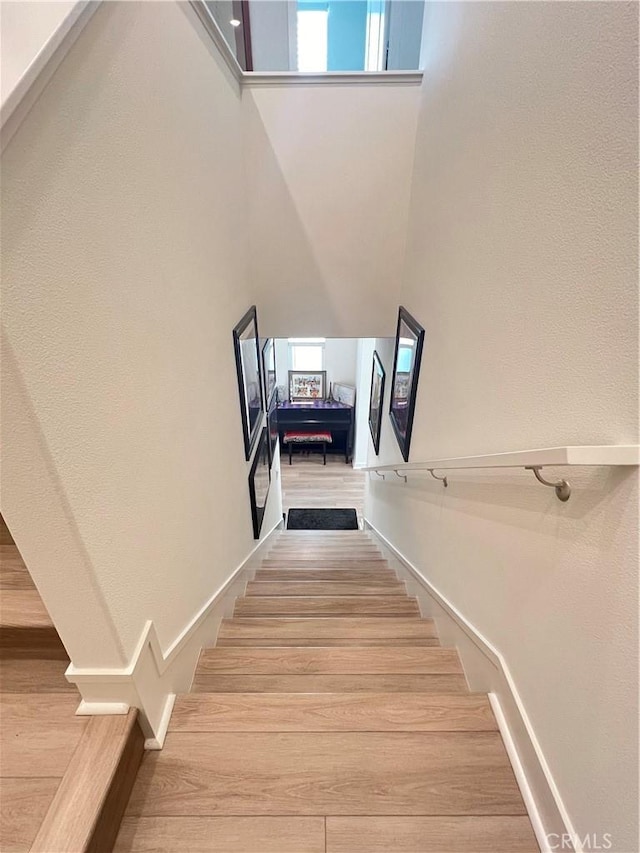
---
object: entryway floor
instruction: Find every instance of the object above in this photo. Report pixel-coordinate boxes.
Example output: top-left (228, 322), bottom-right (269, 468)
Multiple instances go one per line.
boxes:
top-left (280, 455), bottom-right (366, 520)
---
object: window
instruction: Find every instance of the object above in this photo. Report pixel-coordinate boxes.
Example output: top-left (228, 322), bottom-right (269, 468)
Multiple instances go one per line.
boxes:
top-left (288, 338), bottom-right (325, 371)
top-left (365, 0), bottom-right (386, 71)
top-left (296, 8), bottom-right (329, 72)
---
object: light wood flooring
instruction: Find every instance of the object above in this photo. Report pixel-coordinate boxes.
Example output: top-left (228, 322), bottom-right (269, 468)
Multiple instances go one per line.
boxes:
top-left (0, 515), bottom-right (86, 851)
top-left (118, 530), bottom-right (539, 852)
top-left (280, 456), bottom-right (366, 519)
top-left (0, 514), bottom-right (143, 851)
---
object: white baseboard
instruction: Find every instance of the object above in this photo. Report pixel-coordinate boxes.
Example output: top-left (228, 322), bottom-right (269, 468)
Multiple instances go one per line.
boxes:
top-left (144, 693), bottom-right (176, 750)
top-left (66, 519), bottom-right (281, 745)
top-left (365, 518), bottom-right (578, 853)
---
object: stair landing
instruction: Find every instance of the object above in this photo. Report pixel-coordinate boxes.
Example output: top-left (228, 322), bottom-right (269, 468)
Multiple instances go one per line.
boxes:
top-left (117, 530), bottom-right (539, 852)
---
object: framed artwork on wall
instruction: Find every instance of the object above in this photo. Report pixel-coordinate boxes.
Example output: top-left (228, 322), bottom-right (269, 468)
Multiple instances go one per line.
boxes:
top-left (233, 306), bottom-right (264, 460)
top-left (288, 370), bottom-right (326, 402)
top-left (248, 428), bottom-right (270, 539)
top-left (389, 306), bottom-right (425, 462)
top-left (262, 338), bottom-right (277, 407)
top-left (368, 350), bottom-right (386, 455)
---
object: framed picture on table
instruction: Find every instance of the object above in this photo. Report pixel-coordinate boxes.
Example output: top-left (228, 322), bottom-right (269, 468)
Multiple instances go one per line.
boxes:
top-left (389, 306), bottom-right (425, 462)
top-left (288, 370), bottom-right (326, 402)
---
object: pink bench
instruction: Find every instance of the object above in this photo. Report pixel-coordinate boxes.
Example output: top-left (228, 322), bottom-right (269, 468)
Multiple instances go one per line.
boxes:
top-left (283, 431), bottom-right (333, 465)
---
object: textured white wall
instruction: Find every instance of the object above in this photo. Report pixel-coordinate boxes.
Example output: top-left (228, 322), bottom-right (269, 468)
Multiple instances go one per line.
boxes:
top-left (1, 2), bottom-right (265, 666)
top-left (365, 2), bottom-right (638, 849)
top-left (244, 83), bottom-right (420, 337)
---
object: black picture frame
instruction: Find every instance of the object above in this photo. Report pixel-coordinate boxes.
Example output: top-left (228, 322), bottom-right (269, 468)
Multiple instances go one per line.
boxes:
top-left (248, 428), bottom-right (270, 539)
top-left (267, 392), bottom-right (278, 469)
top-left (389, 306), bottom-right (425, 462)
top-left (233, 306), bottom-right (264, 460)
top-left (368, 350), bottom-right (386, 456)
top-left (262, 338), bottom-right (277, 407)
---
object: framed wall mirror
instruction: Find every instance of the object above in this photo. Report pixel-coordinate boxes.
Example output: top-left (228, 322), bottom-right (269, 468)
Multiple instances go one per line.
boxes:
top-left (262, 338), bottom-right (277, 407)
top-left (389, 306), bottom-right (425, 462)
top-left (368, 350), bottom-right (386, 455)
top-left (248, 428), bottom-right (270, 539)
top-left (267, 393), bottom-right (278, 469)
top-left (233, 306), bottom-right (264, 459)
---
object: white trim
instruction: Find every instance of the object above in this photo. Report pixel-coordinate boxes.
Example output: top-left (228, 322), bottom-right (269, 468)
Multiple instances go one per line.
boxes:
top-left (489, 694), bottom-right (550, 852)
top-left (242, 71), bottom-right (423, 87)
top-left (1, 1), bottom-right (100, 150)
top-left (187, 0), bottom-right (244, 83)
top-left (65, 518), bottom-right (281, 743)
top-left (144, 694), bottom-right (176, 750)
top-left (358, 444), bottom-right (640, 473)
top-left (75, 700), bottom-right (129, 716)
top-left (365, 518), bottom-right (580, 853)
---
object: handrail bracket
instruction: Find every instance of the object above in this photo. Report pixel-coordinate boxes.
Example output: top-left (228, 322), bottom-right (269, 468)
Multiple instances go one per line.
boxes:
top-left (525, 466), bottom-right (571, 502)
top-left (428, 469), bottom-right (448, 487)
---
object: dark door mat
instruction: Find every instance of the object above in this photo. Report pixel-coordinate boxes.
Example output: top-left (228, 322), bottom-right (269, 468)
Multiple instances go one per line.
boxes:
top-left (286, 508), bottom-right (359, 530)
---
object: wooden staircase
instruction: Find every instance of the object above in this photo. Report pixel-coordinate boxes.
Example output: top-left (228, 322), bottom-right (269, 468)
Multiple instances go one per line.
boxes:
top-left (0, 514), bottom-right (143, 852)
top-left (118, 530), bottom-right (539, 851)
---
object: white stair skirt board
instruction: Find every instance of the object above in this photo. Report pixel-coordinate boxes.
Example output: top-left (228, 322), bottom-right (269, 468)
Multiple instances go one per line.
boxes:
top-left (65, 518), bottom-right (282, 746)
top-left (365, 519), bottom-right (577, 853)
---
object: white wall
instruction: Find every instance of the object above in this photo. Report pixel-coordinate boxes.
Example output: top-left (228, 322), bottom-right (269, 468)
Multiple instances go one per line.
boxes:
top-left (248, 0), bottom-right (293, 72)
top-left (365, 3), bottom-right (638, 850)
top-left (353, 338), bottom-right (376, 466)
top-left (244, 83), bottom-right (420, 338)
top-left (0, 1), bottom-right (272, 668)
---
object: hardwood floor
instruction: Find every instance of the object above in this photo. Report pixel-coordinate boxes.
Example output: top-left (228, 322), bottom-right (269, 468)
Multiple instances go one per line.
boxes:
top-left (0, 514), bottom-right (79, 851)
top-left (0, 514), bottom-right (144, 851)
top-left (280, 456), bottom-right (366, 518)
top-left (119, 530), bottom-right (539, 852)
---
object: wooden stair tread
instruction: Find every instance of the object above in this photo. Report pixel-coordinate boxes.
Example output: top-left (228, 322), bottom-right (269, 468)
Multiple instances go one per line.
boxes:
top-left (197, 647), bottom-right (462, 675)
top-left (268, 553), bottom-right (382, 559)
top-left (245, 581), bottom-right (406, 596)
top-left (261, 559), bottom-right (387, 567)
top-left (0, 657), bottom-right (76, 692)
top-left (116, 816), bottom-right (325, 852)
top-left (234, 596), bottom-right (420, 617)
top-left (191, 673), bottom-right (469, 693)
top-left (0, 693), bottom-right (87, 777)
top-left (115, 815), bottom-right (537, 853)
top-left (127, 731), bottom-right (526, 816)
top-left (0, 547), bottom-right (37, 591)
top-left (0, 589), bottom-right (54, 629)
top-left (325, 816), bottom-right (539, 852)
top-left (216, 637), bottom-right (440, 646)
top-left (218, 617), bottom-right (437, 639)
top-left (170, 692), bottom-right (497, 732)
top-left (0, 778), bottom-right (61, 853)
top-left (253, 568), bottom-right (399, 582)
top-left (31, 708), bottom-right (144, 853)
